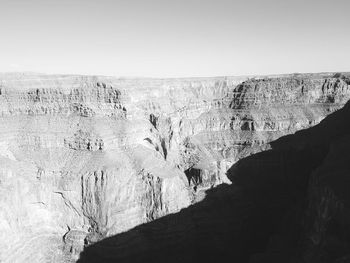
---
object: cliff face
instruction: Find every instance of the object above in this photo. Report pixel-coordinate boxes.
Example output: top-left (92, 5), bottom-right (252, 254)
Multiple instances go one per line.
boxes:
top-left (0, 72), bottom-right (349, 262)
top-left (299, 102), bottom-right (350, 263)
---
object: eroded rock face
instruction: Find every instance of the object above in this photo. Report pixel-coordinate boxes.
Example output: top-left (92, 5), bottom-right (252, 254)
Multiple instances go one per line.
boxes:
top-left (0, 72), bottom-right (349, 262)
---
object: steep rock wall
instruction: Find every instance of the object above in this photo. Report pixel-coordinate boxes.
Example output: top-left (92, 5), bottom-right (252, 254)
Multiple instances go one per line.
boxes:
top-left (0, 72), bottom-right (349, 262)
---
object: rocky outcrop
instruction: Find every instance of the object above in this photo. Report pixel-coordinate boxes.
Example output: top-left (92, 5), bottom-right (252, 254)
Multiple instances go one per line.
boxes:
top-left (300, 103), bottom-right (350, 263)
top-left (0, 72), bottom-right (349, 262)
top-left (246, 98), bottom-right (350, 263)
top-left (77, 99), bottom-right (350, 263)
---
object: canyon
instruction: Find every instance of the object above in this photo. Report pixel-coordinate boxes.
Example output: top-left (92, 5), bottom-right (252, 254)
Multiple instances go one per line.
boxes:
top-left (0, 72), bottom-right (350, 262)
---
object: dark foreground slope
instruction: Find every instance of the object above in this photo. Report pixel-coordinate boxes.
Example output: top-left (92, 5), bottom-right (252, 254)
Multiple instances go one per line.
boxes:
top-left (78, 104), bottom-right (350, 262)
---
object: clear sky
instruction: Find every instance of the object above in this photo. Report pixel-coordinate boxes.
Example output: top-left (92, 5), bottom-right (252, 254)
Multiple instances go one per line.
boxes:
top-left (0, 0), bottom-right (349, 77)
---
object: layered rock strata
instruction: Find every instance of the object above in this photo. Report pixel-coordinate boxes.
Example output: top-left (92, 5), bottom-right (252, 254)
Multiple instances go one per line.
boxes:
top-left (0, 72), bottom-right (349, 262)
top-left (78, 99), bottom-right (350, 263)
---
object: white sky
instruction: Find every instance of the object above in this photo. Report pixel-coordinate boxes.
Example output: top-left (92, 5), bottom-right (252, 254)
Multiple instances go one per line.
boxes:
top-left (0, 0), bottom-right (349, 77)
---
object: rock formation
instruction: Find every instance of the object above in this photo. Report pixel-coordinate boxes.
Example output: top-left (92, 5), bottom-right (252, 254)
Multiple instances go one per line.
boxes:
top-left (0, 72), bottom-right (349, 262)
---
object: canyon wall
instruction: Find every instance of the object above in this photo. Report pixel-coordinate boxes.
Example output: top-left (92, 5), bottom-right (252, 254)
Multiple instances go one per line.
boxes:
top-left (0, 72), bottom-right (349, 262)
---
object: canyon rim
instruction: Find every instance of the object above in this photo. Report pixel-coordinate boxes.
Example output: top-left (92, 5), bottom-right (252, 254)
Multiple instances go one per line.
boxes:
top-left (1, 72), bottom-right (350, 262)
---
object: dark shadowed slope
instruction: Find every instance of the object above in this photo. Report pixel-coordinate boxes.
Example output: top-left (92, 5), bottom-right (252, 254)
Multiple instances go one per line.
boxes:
top-left (78, 101), bottom-right (350, 263)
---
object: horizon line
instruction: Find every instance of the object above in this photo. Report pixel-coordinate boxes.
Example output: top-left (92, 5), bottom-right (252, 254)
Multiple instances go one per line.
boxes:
top-left (0, 70), bottom-right (348, 80)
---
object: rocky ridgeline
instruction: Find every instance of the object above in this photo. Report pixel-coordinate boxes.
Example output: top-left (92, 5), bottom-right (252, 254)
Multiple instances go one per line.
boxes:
top-left (0, 72), bottom-right (349, 262)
